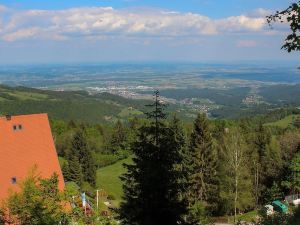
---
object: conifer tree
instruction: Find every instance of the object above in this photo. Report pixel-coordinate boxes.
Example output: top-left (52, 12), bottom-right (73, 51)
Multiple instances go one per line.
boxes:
top-left (187, 113), bottom-right (218, 211)
top-left (110, 120), bottom-right (127, 153)
top-left (119, 91), bottom-right (188, 225)
top-left (67, 156), bottom-right (83, 186)
top-left (71, 129), bottom-right (96, 186)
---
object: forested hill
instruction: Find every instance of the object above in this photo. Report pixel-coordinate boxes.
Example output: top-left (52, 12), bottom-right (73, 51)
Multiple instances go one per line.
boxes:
top-left (0, 85), bottom-right (149, 123)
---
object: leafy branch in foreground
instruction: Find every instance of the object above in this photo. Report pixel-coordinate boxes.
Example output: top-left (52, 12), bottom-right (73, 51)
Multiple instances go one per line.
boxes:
top-left (267, 1), bottom-right (300, 52)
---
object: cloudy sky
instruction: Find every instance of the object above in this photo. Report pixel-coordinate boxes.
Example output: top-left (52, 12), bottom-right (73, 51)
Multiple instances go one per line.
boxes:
top-left (0, 0), bottom-right (298, 64)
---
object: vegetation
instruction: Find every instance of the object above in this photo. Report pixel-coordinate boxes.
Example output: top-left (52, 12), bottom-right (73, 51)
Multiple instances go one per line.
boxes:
top-left (1, 88), bottom-right (300, 224)
top-left (0, 170), bottom-right (69, 225)
top-left (119, 91), bottom-right (188, 225)
top-left (96, 158), bottom-right (132, 205)
top-left (267, 1), bottom-right (300, 52)
top-left (0, 85), bottom-right (148, 124)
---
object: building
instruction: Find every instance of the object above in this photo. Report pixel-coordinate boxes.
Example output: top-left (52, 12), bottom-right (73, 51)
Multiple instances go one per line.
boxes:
top-left (0, 113), bottom-right (64, 200)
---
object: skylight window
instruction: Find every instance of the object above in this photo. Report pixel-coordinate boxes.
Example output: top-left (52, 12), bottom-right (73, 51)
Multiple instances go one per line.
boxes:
top-left (12, 124), bottom-right (23, 131)
top-left (11, 177), bottom-right (17, 184)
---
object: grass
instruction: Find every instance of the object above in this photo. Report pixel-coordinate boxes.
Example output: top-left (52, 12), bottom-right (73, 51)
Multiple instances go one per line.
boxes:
top-left (118, 107), bottom-right (143, 118)
top-left (96, 157), bottom-right (132, 205)
top-left (0, 90), bottom-right (49, 101)
top-left (227, 210), bottom-right (258, 223)
top-left (265, 115), bottom-right (300, 128)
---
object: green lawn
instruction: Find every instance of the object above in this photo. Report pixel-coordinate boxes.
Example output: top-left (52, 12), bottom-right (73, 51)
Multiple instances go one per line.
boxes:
top-left (118, 107), bottom-right (143, 118)
top-left (227, 210), bottom-right (258, 223)
top-left (0, 90), bottom-right (49, 101)
top-left (265, 115), bottom-right (300, 128)
top-left (96, 157), bottom-right (132, 205)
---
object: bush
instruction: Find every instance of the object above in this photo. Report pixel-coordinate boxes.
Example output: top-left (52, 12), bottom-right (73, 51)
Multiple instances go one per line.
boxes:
top-left (107, 194), bottom-right (116, 201)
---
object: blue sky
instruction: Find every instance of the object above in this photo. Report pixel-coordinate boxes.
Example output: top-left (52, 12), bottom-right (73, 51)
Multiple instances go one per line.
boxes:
top-left (0, 0), bottom-right (293, 18)
top-left (0, 0), bottom-right (298, 63)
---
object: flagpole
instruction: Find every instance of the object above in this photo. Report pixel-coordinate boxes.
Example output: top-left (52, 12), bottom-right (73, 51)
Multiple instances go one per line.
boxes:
top-left (97, 189), bottom-right (99, 211)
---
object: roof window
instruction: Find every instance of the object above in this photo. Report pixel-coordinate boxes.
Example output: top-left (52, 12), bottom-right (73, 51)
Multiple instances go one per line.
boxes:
top-left (13, 124), bottom-right (23, 131)
top-left (11, 177), bottom-right (17, 184)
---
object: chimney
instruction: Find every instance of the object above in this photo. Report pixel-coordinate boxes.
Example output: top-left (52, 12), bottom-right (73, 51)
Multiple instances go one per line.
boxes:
top-left (5, 115), bottom-right (12, 121)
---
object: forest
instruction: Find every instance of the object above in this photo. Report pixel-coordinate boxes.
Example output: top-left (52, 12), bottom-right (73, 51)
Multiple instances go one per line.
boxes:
top-left (2, 92), bottom-right (299, 224)
top-left (1, 1), bottom-right (300, 223)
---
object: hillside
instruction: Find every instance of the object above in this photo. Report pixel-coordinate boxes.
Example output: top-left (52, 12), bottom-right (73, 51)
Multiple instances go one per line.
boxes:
top-left (265, 114), bottom-right (300, 128)
top-left (96, 157), bottom-right (132, 205)
top-left (0, 85), bottom-right (147, 123)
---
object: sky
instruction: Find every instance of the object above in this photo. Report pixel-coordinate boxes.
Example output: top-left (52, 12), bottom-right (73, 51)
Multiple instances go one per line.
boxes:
top-left (0, 0), bottom-right (298, 64)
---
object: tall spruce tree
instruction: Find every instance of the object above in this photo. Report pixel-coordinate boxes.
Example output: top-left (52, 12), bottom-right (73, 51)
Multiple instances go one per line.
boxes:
top-left (71, 129), bottom-right (96, 186)
top-left (67, 155), bottom-right (83, 186)
top-left (110, 120), bottom-right (127, 153)
top-left (187, 113), bottom-right (218, 212)
top-left (119, 91), bottom-right (188, 225)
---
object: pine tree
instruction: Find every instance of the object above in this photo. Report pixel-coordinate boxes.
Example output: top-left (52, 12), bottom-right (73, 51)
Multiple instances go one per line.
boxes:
top-left (187, 113), bottom-right (218, 211)
top-left (67, 156), bottom-right (83, 186)
top-left (253, 123), bottom-right (273, 204)
top-left (61, 163), bottom-right (71, 182)
top-left (71, 129), bottom-right (96, 186)
top-left (110, 120), bottom-right (127, 154)
top-left (119, 91), bottom-right (188, 225)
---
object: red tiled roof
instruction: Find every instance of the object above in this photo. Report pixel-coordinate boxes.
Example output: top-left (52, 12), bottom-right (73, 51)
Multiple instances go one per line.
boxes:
top-left (0, 113), bottom-right (65, 200)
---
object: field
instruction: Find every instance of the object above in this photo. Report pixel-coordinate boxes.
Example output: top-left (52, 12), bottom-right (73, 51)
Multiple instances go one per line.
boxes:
top-left (265, 114), bottom-right (300, 128)
top-left (96, 157), bottom-right (132, 205)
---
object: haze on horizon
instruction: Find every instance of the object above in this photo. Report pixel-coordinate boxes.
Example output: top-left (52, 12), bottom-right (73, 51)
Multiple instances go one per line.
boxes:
top-left (0, 0), bottom-right (298, 64)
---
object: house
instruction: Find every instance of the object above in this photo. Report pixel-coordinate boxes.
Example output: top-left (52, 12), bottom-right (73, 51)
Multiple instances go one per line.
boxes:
top-left (0, 113), bottom-right (65, 201)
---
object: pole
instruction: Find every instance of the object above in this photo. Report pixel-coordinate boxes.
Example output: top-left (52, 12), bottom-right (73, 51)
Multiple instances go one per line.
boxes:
top-left (97, 189), bottom-right (99, 211)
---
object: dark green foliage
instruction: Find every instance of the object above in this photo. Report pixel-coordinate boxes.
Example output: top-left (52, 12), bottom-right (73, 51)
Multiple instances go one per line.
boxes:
top-left (120, 91), bottom-right (188, 225)
top-left (187, 113), bottom-right (218, 214)
top-left (109, 120), bottom-right (128, 154)
top-left (70, 130), bottom-right (96, 186)
top-left (67, 156), bottom-right (83, 186)
top-left (282, 153), bottom-right (300, 194)
top-left (263, 182), bottom-right (284, 203)
top-left (267, 1), bottom-right (300, 52)
top-left (253, 207), bottom-right (300, 225)
top-left (294, 117), bottom-right (300, 129)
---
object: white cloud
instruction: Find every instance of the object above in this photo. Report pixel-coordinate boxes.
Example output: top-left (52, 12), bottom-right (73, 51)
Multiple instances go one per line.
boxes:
top-left (246, 8), bottom-right (272, 18)
top-left (0, 6), bottom-right (279, 42)
top-left (236, 40), bottom-right (258, 48)
top-left (2, 27), bottom-right (40, 41)
top-left (0, 5), bottom-right (8, 12)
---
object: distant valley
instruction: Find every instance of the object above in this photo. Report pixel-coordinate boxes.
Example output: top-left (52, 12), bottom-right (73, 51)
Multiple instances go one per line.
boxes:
top-left (0, 63), bottom-right (300, 121)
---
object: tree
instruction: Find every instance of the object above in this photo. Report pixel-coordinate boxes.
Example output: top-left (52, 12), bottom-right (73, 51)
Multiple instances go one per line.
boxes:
top-left (110, 120), bottom-right (127, 154)
top-left (294, 116), bottom-right (300, 129)
top-left (67, 155), bottom-right (83, 186)
top-left (168, 115), bottom-right (190, 221)
top-left (1, 171), bottom-right (68, 225)
top-left (119, 91), bottom-right (188, 225)
top-left (187, 113), bottom-right (218, 214)
top-left (267, 1), bottom-right (300, 52)
top-left (71, 129), bottom-right (96, 186)
top-left (219, 128), bottom-right (254, 223)
top-left (253, 123), bottom-right (275, 205)
top-left (282, 152), bottom-right (300, 194)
